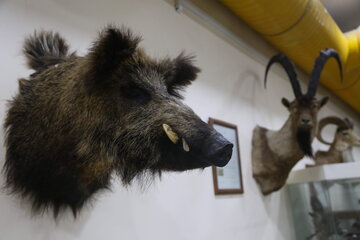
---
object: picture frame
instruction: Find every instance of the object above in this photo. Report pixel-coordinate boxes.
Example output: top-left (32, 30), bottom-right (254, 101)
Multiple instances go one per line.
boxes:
top-left (208, 118), bottom-right (244, 195)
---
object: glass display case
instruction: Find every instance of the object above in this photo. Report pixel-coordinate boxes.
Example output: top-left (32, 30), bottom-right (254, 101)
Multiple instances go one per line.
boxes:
top-left (287, 162), bottom-right (360, 240)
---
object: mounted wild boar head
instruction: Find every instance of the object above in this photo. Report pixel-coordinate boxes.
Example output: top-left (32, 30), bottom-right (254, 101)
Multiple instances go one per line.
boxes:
top-left (3, 26), bottom-right (233, 216)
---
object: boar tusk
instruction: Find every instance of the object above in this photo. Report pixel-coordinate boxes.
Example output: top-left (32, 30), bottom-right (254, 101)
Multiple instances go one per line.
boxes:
top-left (182, 138), bottom-right (190, 152)
top-left (162, 124), bottom-right (179, 144)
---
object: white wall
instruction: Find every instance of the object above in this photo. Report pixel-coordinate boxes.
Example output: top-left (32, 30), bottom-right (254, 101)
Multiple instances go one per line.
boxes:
top-left (0, 0), bottom-right (359, 240)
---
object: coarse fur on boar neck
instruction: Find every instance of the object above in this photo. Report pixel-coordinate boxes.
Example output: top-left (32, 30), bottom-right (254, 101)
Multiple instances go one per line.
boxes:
top-left (3, 26), bottom-right (233, 217)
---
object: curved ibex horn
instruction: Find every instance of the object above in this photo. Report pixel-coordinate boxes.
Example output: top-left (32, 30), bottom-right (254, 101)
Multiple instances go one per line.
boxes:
top-left (307, 48), bottom-right (343, 97)
top-left (264, 54), bottom-right (303, 99)
top-left (344, 118), bottom-right (354, 130)
top-left (317, 116), bottom-right (349, 145)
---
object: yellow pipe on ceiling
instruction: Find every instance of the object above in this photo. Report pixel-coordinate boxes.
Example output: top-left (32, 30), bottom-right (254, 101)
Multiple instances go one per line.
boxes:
top-left (219, 0), bottom-right (360, 113)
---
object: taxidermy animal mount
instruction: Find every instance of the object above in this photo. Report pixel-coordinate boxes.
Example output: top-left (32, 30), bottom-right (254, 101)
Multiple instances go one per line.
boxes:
top-left (252, 48), bottom-right (343, 195)
top-left (307, 182), bottom-right (340, 240)
top-left (2, 25), bottom-right (233, 217)
top-left (307, 182), bottom-right (360, 239)
top-left (312, 116), bottom-right (360, 166)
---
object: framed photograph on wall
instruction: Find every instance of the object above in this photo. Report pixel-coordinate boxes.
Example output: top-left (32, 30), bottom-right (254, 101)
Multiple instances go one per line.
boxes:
top-left (208, 118), bottom-right (244, 195)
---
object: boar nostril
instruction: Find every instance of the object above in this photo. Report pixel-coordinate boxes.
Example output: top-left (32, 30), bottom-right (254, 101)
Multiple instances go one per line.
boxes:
top-left (213, 143), bottom-right (233, 167)
top-left (203, 132), bottom-right (233, 167)
top-left (206, 141), bottom-right (233, 167)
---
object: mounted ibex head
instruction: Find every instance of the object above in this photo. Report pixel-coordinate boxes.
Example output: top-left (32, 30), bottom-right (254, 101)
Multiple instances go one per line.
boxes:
top-left (264, 48), bottom-right (343, 157)
top-left (252, 48), bottom-right (343, 195)
top-left (312, 116), bottom-right (360, 165)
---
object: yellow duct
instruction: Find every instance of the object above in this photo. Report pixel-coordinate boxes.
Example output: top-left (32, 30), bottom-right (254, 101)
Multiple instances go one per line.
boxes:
top-left (219, 0), bottom-right (360, 113)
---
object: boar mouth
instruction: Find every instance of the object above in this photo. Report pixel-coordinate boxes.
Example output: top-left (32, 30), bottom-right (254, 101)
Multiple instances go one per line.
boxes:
top-left (158, 123), bottom-right (233, 170)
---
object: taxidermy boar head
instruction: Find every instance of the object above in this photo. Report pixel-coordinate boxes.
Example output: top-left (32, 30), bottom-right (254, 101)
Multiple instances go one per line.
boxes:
top-left (3, 26), bottom-right (233, 217)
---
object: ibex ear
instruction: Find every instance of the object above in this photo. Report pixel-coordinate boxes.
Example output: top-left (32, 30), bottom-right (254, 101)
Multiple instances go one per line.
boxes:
top-left (166, 53), bottom-right (201, 98)
top-left (281, 98), bottom-right (291, 109)
top-left (84, 26), bottom-right (141, 89)
top-left (319, 96), bottom-right (329, 108)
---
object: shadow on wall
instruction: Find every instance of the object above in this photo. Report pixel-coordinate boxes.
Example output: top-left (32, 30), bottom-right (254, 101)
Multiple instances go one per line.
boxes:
top-left (209, 66), bottom-right (295, 236)
top-left (261, 189), bottom-right (295, 239)
top-left (232, 70), bottom-right (262, 104)
top-left (223, 70), bottom-right (278, 129)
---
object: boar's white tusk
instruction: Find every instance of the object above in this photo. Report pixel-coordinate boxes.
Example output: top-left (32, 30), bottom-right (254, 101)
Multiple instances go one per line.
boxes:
top-left (182, 138), bottom-right (190, 152)
top-left (162, 124), bottom-right (179, 144)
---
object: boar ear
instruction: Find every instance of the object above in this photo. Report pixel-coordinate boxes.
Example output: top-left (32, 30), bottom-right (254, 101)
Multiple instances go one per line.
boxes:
top-left (166, 53), bottom-right (201, 98)
top-left (84, 26), bottom-right (141, 89)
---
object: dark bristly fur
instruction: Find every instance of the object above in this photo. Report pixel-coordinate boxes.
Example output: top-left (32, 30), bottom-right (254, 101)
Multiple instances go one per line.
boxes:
top-left (165, 52), bottom-right (200, 99)
top-left (296, 129), bottom-right (313, 157)
top-left (3, 25), bottom-right (228, 218)
top-left (84, 26), bottom-right (142, 90)
top-left (23, 31), bottom-right (75, 71)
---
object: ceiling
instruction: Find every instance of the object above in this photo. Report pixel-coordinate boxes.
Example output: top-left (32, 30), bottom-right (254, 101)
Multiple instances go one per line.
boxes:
top-left (320, 0), bottom-right (360, 32)
top-left (217, 0), bottom-right (360, 113)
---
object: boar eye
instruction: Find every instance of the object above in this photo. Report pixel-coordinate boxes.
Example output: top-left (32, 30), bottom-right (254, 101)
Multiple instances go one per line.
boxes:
top-left (122, 85), bottom-right (150, 104)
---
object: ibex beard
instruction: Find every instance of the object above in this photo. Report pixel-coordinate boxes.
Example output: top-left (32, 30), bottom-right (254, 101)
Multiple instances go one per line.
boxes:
top-left (3, 26), bottom-right (233, 217)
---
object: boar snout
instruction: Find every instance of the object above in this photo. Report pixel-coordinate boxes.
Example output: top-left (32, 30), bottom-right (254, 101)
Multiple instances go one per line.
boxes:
top-left (203, 131), bottom-right (233, 167)
top-left (160, 119), bottom-right (233, 170)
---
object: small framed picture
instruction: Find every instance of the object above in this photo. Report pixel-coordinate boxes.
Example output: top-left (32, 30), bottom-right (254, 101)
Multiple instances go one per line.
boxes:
top-left (208, 118), bottom-right (244, 195)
